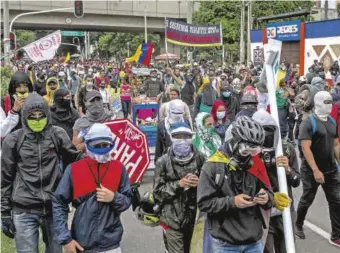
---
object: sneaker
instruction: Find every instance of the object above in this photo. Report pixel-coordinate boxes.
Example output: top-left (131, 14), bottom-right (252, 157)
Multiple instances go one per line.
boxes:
top-left (295, 226), bottom-right (306, 239)
top-left (329, 238), bottom-right (340, 248)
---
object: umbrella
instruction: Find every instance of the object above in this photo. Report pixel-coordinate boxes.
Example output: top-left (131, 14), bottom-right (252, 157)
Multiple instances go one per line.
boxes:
top-left (71, 53), bottom-right (81, 58)
top-left (155, 53), bottom-right (179, 61)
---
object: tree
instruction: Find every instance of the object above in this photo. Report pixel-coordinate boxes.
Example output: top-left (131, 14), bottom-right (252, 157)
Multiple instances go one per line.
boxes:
top-left (96, 32), bottom-right (160, 59)
top-left (337, 2), bottom-right (340, 17)
top-left (15, 30), bottom-right (36, 47)
top-left (193, 0), bottom-right (314, 61)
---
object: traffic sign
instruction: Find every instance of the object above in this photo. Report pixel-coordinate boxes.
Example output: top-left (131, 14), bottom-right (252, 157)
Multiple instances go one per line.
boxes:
top-left (61, 31), bottom-right (85, 37)
top-left (105, 119), bottom-right (150, 183)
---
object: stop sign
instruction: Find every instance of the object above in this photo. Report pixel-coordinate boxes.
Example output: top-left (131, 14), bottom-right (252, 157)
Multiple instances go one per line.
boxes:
top-left (104, 119), bottom-right (150, 183)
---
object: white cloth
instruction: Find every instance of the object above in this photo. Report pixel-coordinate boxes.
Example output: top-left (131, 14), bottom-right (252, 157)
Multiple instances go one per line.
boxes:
top-left (314, 91), bottom-right (332, 121)
top-left (100, 247), bottom-right (122, 253)
top-left (99, 88), bottom-right (111, 104)
top-left (0, 107), bottom-right (19, 138)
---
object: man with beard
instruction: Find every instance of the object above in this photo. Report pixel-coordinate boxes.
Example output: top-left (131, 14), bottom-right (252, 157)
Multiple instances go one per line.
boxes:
top-left (50, 89), bottom-right (80, 140)
top-left (143, 69), bottom-right (164, 102)
top-left (72, 90), bottom-right (115, 152)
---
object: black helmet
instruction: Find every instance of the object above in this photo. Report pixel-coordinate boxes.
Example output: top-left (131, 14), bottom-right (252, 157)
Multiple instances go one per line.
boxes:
top-left (231, 116), bottom-right (265, 146)
top-left (136, 192), bottom-right (160, 227)
top-left (240, 93), bottom-right (258, 105)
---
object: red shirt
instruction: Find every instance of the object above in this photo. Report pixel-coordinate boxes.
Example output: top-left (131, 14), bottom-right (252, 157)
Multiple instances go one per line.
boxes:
top-left (95, 77), bottom-right (110, 88)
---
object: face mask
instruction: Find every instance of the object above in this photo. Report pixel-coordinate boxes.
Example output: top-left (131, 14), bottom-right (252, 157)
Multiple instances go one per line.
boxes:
top-left (27, 117), bottom-right (47, 132)
top-left (172, 138), bottom-right (192, 158)
top-left (222, 91), bottom-right (231, 98)
top-left (59, 99), bottom-right (71, 109)
top-left (100, 84), bottom-right (105, 89)
top-left (16, 92), bottom-right (28, 99)
top-left (216, 111), bottom-right (226, 119)
top-left (87, 82), bottom-right (94, 86)
top-left (86, 99), bottom-right (104, 115)
top-left (87, 149), bottom-right (112, 163)
top-left (315, 103), bottom-right (332, 120)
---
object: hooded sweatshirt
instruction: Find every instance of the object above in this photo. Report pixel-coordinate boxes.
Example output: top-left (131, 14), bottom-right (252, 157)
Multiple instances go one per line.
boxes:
top-left (1, 71), bottom-right (34, 131)
top-left (50, 89), bottom-right (80, 140)
top-left (1, 94), bottom-right (82, 215)
top-left (43, 77), bottom-right (60, 106)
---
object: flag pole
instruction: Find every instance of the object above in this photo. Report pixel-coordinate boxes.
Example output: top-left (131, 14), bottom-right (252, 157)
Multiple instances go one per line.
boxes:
top-left (220, 23), bottom-right (224, 66)
top-left (164, 17), bottom-right (170, 67)
top-left (144, 7), bottom-right (148, 43)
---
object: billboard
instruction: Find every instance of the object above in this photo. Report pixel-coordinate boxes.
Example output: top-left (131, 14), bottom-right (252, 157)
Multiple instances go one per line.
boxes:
top-left (266, 20), bottom-right (301, 41)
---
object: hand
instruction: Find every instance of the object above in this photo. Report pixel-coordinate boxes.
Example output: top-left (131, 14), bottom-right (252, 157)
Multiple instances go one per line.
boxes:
top-left (313, 169), bottom-right (325, 184)
top-left (274, 192), bottom-right (291, 211)
top-left (276, 155), bottom-right (290, 174)
top-left (1, 216), bottom-right (16, 238)
top-left (234, 194), bottom-right (256, 208)
top-left (12, 97), bottom-right (25, 113)
top-left (179, 174), bottom-right (199, 188)
top-left (96, 184), bottom-right (115, 203)
top-left (253, 189), bottom-right (269, 206)
top-left (64, 240), bottom-right (84, 253)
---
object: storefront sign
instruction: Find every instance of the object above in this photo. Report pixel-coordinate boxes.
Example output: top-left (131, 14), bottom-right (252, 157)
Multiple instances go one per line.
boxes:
top-left (266, 20), bottom-right (301, 41)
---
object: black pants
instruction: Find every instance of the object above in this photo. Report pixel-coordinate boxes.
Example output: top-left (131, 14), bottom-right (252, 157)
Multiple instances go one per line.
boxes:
top-left (296, 166), bottom-right (340, 240)
top-left (163, 224), bottom-right (194, 253)
top-left (287, 112), bottom-right (296, 141)
top-left (71, 95), bottom-right (76, 108)
top-left (121, 100), bottom-right (131, 119)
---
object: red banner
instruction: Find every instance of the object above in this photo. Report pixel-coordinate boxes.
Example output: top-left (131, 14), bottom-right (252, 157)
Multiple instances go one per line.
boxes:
top-left (105, 119), bottom-right (150, 183)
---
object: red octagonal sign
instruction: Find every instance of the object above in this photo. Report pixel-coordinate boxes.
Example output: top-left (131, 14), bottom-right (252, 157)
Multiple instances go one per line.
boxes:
top-left (105, 119), bottom-right (150, 183)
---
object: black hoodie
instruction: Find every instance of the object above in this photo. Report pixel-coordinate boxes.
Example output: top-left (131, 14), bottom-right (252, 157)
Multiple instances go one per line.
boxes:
top-left (1, 94), bottom-right (82, 215)
top-left (1, 71), bottom-right (34, 132)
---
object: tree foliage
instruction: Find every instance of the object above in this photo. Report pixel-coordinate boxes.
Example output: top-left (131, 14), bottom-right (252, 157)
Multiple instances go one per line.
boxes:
top-left (96, 32), bottom-right (160, 58)
top-left (337, 2), bottom-right (340, 17)
top-left (193, 0), bottom-right (314, 61)
top-left (16, 30), bottom-right (36, 47)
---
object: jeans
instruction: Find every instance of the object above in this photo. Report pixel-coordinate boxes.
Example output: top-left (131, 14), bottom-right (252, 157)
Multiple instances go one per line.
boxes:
top-left (121, 100), bottom-right (131, 119)
top-left (296, 166), bottom-right (340, 240)
top-left (13, 212), bottom-right (62, 253)
top-left (212, 238), bottom-right (263, 253)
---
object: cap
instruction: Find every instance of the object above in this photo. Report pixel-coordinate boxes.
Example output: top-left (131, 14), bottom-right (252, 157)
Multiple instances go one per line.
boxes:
top-left (170, 122), bottom-right (193, 136)
top-left (84, 123), bottom-right (113, 145)
top-left (85, 90), bottom-right (102, 102)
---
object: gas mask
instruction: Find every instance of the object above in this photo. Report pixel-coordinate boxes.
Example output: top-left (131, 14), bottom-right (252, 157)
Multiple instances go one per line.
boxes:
top-left (314, 91), bottom-right (333, 121)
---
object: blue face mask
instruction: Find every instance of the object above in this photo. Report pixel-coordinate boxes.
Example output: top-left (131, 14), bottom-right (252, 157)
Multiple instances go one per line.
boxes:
top-left (85, 139), bottom-right (114, 155)
top-left (222, 91), bottom-right (231, 98)
top-left (172, 139), bottom-right (192, 158)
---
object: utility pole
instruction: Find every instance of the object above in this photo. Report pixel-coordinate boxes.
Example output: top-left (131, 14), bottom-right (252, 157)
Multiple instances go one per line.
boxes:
top-left (187, 0), bottom-right (194, 66)
top-left (3, 0), bottom-right (10, 66)
top-left (240, 0), bottom-right (245, 64)
top-left (324, 0), bottom-right (329, 20)
top-left (246, 0), bottom-right (252, 65)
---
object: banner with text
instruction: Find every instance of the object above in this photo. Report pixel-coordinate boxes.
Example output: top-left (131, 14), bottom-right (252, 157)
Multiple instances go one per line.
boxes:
top-left (23, 30), bottom-right (61, 62)
top-left (165, 18), bottom-right (222, 47)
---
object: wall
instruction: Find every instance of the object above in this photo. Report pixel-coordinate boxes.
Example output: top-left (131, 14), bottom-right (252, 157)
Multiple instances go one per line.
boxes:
top-left (304, 19), bottom-right (340, 74)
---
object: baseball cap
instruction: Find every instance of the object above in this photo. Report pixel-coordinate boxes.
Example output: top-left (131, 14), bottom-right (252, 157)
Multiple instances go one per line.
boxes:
top-left (85, 90), bottom-right (102, 102)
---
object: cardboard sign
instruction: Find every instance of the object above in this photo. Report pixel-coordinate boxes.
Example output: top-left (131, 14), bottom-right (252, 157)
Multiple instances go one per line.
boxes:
top-left (105, 119), bottom-right (150, 183)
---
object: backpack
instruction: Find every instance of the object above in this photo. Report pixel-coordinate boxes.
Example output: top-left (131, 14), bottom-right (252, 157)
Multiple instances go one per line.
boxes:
top-left (297, 114), bottom-right (336, 147)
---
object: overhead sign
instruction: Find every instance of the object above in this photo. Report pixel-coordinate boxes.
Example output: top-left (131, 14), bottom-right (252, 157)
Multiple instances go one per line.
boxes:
top-left (105, 119), bottom-right (150, 183)
top-left (266, 20), bottom-right (301, 41)
top-left (61, 31), bottom-right (85, 37)
top-left (165, 18), bottom-right (222, 47)
top-left (23, 30), bottom-right (61, 63)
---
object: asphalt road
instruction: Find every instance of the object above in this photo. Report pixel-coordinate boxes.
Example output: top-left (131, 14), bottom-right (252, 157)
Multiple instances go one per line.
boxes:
top-left (117, 175), bottom-right (339, 253)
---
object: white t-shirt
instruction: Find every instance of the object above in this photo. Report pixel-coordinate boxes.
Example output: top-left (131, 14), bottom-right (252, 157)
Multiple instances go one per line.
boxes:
top-left (99, 88), bottom-right (111, 104)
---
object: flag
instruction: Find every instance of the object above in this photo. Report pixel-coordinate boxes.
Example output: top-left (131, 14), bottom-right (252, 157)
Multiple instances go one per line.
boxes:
top-left (63, 52), bottom-right (70, 63)
top-left (248, 155), bottom-right (272, 190)
top-left (23, 30), bottom-right (61, 63)
top-left (276, 69), bottom-right (286, 88)
top-left (125, 43), bottom-right (153, 67)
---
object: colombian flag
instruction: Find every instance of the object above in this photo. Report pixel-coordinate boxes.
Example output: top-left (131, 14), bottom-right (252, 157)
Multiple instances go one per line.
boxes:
top-left (125, 43), bottom-right (153, 67)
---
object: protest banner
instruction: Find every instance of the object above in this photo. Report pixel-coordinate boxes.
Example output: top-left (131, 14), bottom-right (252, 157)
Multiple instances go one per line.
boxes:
top-left (165, 18), bottom-right (222, 47)
top-left (105, 119), bottom-right (150, 183)
top-left (23, 30), bottom-right (61, 62)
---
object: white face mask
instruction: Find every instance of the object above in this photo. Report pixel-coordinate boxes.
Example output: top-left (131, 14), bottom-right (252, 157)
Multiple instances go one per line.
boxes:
top-left (87, 149), bottom-right (112, 163)
top-left (314, 91), bottom-right (333, 121)
top-left (216, 111), bottom-right (226, 119)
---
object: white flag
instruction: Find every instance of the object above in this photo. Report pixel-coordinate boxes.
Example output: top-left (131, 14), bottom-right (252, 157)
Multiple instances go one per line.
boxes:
top-left (23, 30), bottom-right (61, 63)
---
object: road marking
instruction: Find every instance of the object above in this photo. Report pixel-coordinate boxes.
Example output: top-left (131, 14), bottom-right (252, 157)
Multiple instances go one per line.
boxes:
top-left (305, 220), bottom-right (331, 240)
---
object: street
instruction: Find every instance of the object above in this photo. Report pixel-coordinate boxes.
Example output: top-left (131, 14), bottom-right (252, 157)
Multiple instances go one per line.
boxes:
top-left (117, 175), bottom-right (339, 253)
